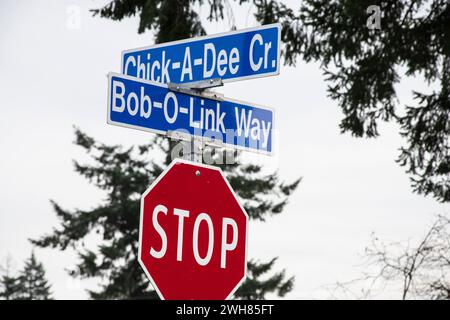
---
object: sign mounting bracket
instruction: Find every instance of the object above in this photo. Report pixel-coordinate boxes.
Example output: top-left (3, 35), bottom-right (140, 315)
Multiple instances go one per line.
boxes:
top-left (168, 78), bottom-right (225, 163)
top-left (168, 78), bottom-right (224, 101)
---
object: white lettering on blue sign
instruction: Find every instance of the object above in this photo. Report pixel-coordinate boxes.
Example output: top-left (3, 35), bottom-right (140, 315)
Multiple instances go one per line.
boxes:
top-left (107, 73), bottom-right (274, 154)
top-left (121, 24), bottom-right (280, 84)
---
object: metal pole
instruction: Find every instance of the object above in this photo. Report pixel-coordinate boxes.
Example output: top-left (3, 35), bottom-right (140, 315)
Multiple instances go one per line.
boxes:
top-left (189, 136), bottom-right (203, 163)
top-left (168, 78), bottom-right (223, 164)
top-left (181, 136), bottom-right (203, 163)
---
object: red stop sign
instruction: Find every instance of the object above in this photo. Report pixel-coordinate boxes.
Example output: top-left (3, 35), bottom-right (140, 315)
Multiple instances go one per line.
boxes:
top-left (138, 159), bottom-right (248, 300)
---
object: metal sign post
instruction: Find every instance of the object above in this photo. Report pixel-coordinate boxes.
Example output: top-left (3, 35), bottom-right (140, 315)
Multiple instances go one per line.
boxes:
top-left (170, 78), bottom-right (224, 163)
top-left (182, 136), bottom-right (203, 163)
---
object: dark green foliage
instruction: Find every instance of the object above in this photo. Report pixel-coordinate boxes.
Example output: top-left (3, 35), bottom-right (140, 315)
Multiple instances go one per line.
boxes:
top-left (0, 271), bottom-right (21, 300)
top-left (17, 252), bottom-right (52, 300)
top-left (91, 0), bottom-right (206, 42)
top-left (235, 258), bottom-right (294, 299)
top-left (32, 130), bottom-right (299, 299)
top-left (0, 253), bottom-right (52, 300)
top-left (32, 129), bottom-right (162, 299)
top-left (252, 0), bottom-right (450, 201)
top-left (398, 82), bottom-right (450, 202)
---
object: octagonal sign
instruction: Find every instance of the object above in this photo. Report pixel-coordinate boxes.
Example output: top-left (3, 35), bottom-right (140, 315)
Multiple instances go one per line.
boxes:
top-left (139, 159), bottom-right (248, 300)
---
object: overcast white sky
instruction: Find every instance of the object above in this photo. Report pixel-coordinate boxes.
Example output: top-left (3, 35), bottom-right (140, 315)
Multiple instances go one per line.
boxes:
top-left (1, 0), bottom-right (449, 299)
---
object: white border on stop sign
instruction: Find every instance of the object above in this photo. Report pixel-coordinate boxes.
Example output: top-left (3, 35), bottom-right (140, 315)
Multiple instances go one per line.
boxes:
top-left (120, 23), bottom-right (281, 84)
top-left (138, 158), bottom-right (249, 300)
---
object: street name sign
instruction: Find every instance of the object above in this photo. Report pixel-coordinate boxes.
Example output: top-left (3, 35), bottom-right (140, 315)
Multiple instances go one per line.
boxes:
top-left (139, 159), bottom-right (248, 300)
top-left (107, 72), bottom-right (274, 154)
top-left (121, 24), bottom-right (280, 84)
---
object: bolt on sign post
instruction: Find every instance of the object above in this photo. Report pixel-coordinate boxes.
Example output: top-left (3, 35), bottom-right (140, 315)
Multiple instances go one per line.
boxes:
top-left (139, 159), bottom-right (248, 300)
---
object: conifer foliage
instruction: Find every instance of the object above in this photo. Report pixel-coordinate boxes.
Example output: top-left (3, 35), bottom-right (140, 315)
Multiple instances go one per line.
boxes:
top-left (0, 253), bottom-right (52, 300)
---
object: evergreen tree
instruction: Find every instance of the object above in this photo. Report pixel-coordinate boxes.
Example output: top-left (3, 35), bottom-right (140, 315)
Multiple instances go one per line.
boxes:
top-left (0, 276), bottom-right (20, 300)
top-left (252, 0), bottom-right (450, 202)
top-left (32, 131), bottom-right (299, 299)
top-left (0, 257), bottom-right (20, 300)
top-left (0, 253), bottom-right (52, 300)
top-left (16, 252), bottom-right (52, 300)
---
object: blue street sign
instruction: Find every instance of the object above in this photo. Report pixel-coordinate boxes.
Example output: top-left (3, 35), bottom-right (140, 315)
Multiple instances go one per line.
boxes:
top-left (121, 24), bottom-right (280, 84)
top-left (107, 73), bottom-right (274, 154)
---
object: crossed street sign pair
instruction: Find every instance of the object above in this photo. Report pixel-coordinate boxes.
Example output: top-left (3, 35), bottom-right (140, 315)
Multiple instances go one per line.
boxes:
top-left (107, 24), bottom-right (279, 155)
